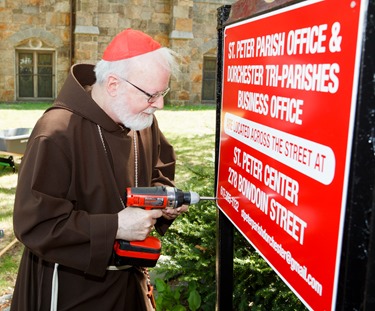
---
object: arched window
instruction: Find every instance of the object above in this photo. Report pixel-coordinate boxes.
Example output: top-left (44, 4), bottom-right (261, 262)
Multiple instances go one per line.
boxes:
top-left (16, 39), bottom-right (55, 100)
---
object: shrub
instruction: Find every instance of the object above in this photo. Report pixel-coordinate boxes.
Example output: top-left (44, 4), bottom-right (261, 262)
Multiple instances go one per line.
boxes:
top-left (153, 134), bottom-right (307, 310)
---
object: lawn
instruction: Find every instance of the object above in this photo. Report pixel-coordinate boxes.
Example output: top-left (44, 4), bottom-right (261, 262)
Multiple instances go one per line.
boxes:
top-left (0, 102), bottom-right (217, 298)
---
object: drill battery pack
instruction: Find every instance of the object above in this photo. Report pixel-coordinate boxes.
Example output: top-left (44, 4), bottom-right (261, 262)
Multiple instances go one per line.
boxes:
top-left (114, 236), bottom-right (161, 267)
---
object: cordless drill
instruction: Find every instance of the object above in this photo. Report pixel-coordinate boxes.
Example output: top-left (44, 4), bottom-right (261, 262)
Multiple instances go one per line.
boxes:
top-left (113, 186), bottom-right (215, 267)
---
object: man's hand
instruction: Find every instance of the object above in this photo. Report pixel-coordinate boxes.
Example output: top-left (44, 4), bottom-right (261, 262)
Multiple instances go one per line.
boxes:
top-left (116, 207), bottom-right (162, 241)
top-left (161, 204), bottom-right (189, 220)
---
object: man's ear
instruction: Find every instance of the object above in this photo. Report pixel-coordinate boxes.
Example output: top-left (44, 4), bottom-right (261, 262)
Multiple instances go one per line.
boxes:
top-left (106, 75), bottom-right (120, 96)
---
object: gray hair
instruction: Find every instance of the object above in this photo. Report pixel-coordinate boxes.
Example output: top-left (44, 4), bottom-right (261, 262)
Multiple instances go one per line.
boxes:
top-left (94, 47), bottom-right (180, 84)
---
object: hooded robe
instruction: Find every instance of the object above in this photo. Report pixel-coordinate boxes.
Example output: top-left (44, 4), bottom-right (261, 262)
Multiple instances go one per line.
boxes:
top-left (11, 64), bottom-right (176, 311)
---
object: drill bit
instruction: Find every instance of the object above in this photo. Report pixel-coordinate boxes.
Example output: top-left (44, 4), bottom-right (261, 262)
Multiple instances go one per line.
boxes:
top-left (199, 196), bottom-right (218, 201)
top-left (189, 192), bottom-right (217, 204)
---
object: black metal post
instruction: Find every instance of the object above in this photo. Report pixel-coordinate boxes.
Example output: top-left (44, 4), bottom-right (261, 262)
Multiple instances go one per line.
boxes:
top-left (336, 2), bottom-right (375, 310)
top-left (215, 5), bottom-right (233, 311)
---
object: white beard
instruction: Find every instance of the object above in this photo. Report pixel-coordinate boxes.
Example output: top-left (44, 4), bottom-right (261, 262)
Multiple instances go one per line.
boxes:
top-left (112, 103), bottom-right (156, 131)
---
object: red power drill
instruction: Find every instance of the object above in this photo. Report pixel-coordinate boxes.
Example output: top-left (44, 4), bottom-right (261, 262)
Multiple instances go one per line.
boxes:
top-left (114, 186), bottom-right (215, 267)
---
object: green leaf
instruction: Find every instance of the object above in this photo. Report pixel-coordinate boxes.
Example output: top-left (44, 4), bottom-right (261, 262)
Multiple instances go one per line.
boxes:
top-left (155, 278), bottom-right (167, 293)
top-left (188, 289), bottom-right (201, 311)
top-left (171, 305), bottom-right (186, 311)
top-left (173, 287), bottom-right (181, 300)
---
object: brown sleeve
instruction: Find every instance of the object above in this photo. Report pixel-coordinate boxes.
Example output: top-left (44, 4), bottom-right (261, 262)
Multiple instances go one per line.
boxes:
top-left (13, 135), bottom-right (117, 277)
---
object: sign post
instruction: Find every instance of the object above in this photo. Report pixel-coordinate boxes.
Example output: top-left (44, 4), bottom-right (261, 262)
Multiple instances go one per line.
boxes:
top-left (215, 5), bottom-right (234, 311)
top-left (215, 0), bottom-right (374, 310)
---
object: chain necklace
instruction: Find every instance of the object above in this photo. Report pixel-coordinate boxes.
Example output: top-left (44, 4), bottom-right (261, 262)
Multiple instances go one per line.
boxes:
top-left (97, 125), bottom-right (139, 206)
top-left (133, 131), bottom-right (138, 187)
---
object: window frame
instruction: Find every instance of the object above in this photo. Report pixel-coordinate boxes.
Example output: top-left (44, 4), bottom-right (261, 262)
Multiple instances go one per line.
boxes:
top-left (16, 49), bottom-right (56, 100)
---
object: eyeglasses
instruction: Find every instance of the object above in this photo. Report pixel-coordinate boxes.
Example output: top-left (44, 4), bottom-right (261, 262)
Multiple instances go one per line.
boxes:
top-left (121, 78), bottom-right (170, 103)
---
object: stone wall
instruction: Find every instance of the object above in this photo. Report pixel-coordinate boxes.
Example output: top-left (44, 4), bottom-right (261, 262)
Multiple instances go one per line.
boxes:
top-left (0, 0), bottom-right (71, 102)
top-left (0, 0), bottom-right (235, 104)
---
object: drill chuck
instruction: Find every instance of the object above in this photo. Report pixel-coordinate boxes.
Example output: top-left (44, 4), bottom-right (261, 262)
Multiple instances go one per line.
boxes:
top-left (189, 191), bottom-right (200, 205)
top-left (166, 186), bottom-right (200, 207)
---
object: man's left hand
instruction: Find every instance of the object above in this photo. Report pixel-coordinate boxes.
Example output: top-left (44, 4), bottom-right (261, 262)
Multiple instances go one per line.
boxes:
top-left (162, 204), bottom-right (189, 220)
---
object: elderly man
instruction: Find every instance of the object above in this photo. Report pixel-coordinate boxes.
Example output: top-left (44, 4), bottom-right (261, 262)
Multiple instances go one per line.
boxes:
top-left (11, 29), bottom-right (186, 311)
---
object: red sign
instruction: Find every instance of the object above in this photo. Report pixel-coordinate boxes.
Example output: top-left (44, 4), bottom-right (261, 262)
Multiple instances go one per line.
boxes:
top-left (216, 0), bottom-right (366, 310)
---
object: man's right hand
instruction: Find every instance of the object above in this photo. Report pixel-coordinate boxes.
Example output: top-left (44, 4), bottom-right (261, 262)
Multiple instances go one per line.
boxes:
top-left (116, 207), bottom-right (162, 241)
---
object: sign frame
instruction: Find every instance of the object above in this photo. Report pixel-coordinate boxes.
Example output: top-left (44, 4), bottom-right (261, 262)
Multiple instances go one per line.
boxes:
top-left (215, 1), bottom-right (372, 310)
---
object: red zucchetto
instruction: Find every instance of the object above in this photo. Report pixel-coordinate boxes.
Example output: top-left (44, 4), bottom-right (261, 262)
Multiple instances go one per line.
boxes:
top-left (102, 29), bottom-right (162, 61)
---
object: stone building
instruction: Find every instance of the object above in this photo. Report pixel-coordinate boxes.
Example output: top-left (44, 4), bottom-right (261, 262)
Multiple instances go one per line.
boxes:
top-left (0, 0), bottom-right (235, 105)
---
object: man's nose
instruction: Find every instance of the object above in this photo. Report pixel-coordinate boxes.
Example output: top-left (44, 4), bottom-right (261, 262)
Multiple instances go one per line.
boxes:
top-left (151, 96), bottom-right (164, 110)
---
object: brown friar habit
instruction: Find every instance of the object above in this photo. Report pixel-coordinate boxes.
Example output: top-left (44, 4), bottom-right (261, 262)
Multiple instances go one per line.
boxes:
top-left (11, 64), bottom-right (176, 311)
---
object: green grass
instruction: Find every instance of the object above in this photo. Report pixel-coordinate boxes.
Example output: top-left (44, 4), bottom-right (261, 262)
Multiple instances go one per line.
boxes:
top-left (163, 103), bottom-right (216, 111)
top-left (0, 102), bottom-right (216, 111)
top-left (0, 103), bottom-right (51, 130)
top-left (169, 134), bottom-right (215, 187)
top-left (0, 244), bottom-right (23, 296)
top-left (0, 169), bottom-right (22, 296)
top-left (0, 102), bottom-right (51, 110)
top-left (0, 102), bottom-right (216, 296)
